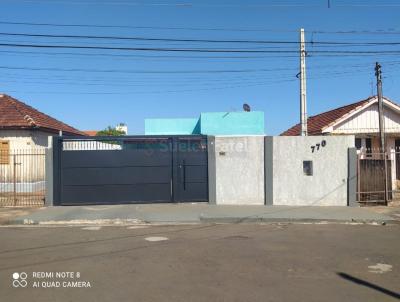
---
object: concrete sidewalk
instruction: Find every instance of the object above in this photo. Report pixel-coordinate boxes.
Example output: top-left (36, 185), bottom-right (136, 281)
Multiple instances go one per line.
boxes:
top-left (3, 203), bottom-right (398, 225)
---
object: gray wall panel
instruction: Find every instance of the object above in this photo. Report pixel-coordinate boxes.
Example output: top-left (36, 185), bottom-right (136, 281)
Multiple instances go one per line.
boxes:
top-left (61, 184), bottom-right (172, 204)
top-left (62, 166), bottom-right (171, 186)
top-left (62, 150), bottom-right (172, 168)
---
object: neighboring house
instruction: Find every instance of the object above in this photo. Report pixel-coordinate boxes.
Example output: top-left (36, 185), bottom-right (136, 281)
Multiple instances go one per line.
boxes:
top-left (281, 95), bottom-right (400, 192)
top-left (281, 96), bottom-right (400, 150)
top-left (82, 130), bottom-right (98, 136)
top-left (83, 123), bottom-right (128, 137)
top-left (116, 123), bottom-right (128, 134)
top-left (0, 93), bottom-right (84, 150)
top-left (0, 94), bottom-right (83, 197)
top-left (145, 111), bottom-right (265, 135)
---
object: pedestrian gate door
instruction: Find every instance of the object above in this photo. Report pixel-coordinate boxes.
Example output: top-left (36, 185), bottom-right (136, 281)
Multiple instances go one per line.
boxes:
top-left (53, 136), bottom-right (208, 205)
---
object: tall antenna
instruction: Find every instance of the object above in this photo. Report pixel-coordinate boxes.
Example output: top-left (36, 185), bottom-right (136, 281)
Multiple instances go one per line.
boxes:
top-left (300, 28), bottom-right (308, 136)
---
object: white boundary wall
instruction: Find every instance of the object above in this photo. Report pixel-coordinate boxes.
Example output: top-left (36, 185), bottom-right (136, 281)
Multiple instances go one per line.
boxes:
top-left (265, 136), bottom-right (355, 206)
top-left (208, 136), bottom-right (265, 205)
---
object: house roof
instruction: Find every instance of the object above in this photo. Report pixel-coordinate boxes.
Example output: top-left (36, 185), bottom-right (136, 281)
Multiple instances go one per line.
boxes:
top-left (0, 94), bottom-right (84, 135)
top-left (281, 96), bottom-right (378, 136)
top-left (82, 130), bottom-right (98, 136)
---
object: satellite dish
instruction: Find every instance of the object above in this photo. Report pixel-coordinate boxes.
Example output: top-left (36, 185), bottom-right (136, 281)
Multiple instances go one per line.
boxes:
top-left (243, 103), bottom-right (251, 112)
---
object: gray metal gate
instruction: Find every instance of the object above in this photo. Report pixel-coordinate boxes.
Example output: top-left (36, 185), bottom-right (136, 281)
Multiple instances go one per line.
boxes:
top-left (53, 136), bottom-right (208, 205)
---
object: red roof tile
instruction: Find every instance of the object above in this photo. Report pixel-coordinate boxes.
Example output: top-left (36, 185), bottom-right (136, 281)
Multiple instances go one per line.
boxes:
top-left (0, 94), bottom-right (84, 135)
top-left (281, 97), bottom-right (374, 136)
top-left (82, 130), bottom-right (98, 136)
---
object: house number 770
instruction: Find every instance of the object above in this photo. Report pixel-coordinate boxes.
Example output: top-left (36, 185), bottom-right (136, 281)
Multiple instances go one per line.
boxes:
top-left (311, 140), bottom-right (327, 153)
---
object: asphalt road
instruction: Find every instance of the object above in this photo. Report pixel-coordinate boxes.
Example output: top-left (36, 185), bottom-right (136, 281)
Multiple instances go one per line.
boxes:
top-left (0, 223), bottom-right (399, 302)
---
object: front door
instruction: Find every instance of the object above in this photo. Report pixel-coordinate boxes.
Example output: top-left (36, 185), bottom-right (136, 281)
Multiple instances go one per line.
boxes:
top-left (173, 137), bottom-right (208, 202)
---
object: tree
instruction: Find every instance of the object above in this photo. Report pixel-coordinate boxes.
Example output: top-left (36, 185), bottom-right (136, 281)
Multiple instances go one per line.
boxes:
top-left (96, 126), bottom-right (126, 136)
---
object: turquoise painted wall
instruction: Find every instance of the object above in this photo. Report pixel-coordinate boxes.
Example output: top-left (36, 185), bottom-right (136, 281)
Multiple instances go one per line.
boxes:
top-left (145, 111), bottom-right (264, 135)
top-left (145, 118), bottom-right (200, 135)
top-left (200, 111), bottom-right (264, 135)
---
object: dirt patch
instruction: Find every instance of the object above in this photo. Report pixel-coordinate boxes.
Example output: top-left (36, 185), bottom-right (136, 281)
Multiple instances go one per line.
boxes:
top-left (365, 205), bottom-right (400, 221)
top-left (0, 207), bottom-right (39, 224)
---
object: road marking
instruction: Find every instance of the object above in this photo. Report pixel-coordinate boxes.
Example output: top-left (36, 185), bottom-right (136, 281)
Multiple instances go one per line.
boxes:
top-left (145, 236), bottom-right (169, 242)
top-left (82, 206), bottom-right (113, 211)
top-left (81, 226), bottom-right (102, 231)
top-left (368, 263), bottom-right (392, 274)
top-left (127, 225), bottom-right (149, 229)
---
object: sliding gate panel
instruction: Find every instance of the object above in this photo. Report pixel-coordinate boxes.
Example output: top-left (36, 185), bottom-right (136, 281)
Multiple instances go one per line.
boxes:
top-left (55, 138), bottom-right (173, 205)
top-left (54, 136), bottom-right (208, 205)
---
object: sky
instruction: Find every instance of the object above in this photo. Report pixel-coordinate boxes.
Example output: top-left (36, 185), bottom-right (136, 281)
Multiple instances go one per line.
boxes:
top-left (0, 0), bottom-right (399, 135)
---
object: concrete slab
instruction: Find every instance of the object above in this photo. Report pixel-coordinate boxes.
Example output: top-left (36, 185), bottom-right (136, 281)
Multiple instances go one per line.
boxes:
top-left (5, 204), bottom-right (397, 225)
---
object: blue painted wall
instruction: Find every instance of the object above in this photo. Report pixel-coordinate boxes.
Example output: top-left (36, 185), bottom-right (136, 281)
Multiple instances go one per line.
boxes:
top-left (200, 112), bottom-right (264, 135)
top-left (145, 118), bottom-right (200, 135)
top-left (145, 111), bottom-right (264, 135)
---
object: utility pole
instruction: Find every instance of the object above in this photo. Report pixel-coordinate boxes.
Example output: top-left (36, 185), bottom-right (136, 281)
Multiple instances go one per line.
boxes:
top-left (375, 62), bottom-right (385, 151)
top-left (300, 28), bottom-right (308, 136)
top-left (375, 62), bottom-right (388, 204)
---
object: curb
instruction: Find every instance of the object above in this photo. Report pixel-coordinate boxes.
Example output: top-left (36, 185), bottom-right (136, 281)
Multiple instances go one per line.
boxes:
top-left (199, 216), bottom-right (399, 225)
top-left (2, 217), bottom-right (398, 226)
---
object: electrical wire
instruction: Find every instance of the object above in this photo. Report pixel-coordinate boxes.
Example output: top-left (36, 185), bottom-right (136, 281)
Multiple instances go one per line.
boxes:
top-left (0, 42), bottom-right (399, 54)
top-left (0, 32), bottom-right (399, 46)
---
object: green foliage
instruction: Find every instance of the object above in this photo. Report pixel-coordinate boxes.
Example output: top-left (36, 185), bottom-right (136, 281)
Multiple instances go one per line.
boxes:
top-left (96, 126), bottom-right (126, 136)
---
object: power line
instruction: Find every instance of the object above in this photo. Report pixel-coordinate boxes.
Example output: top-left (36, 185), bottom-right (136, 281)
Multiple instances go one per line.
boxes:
top-left (0, 42), bottom-right (400, 54)
top-left (0, 65), bottom-right (299, 74)
top-left (7, 0), bottom-right (400, 8)
top-left (0, 32), bottom-right (399, 46)
top-left (1, 49), bottom-right (399, 60)
top-left (0, 49), bottom-right (300, 60)
top-left (0, 62), bottom-right (397, 82)
top-left (312, 30), bottom-right (400, 35)
top-left (0, 20), bottom-right (298, 33)
top-left (2, 1), bottom-right (323, 8)
top-left (1, 20), bottom-right (399, 35)
top-left (3, 66), bottom-right (396, 95)
top-left (2, 78), bottom-right (299, 95)
top-left (0, 43), bottom-right (299, 53)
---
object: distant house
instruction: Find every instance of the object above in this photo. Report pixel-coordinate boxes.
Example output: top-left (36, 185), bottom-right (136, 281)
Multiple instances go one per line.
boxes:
top-left (0, 94), bottom-right (84, 150)
top-left (0, 94), bottom-right (83, 200)
top-left (82, 130), bottom-right (98, 136)
top-left (116, 123), bottom-right (128, 135)
top-left (282, 96), bottom-right (400, 193)
top-left (281, 96), bottom-right (400, 152)
top-left (83, 124), bottom-right (128, 137)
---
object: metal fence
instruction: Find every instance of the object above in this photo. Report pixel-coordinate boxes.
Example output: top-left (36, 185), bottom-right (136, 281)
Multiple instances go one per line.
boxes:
top-left (357, 148), bottom-right (400, 205)
top-left (62, 139), bottom-right (123, 151)
top-left (0, 148), bottom-right (46, 207)
top-left (61, 137), bottom-right (173, 151)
